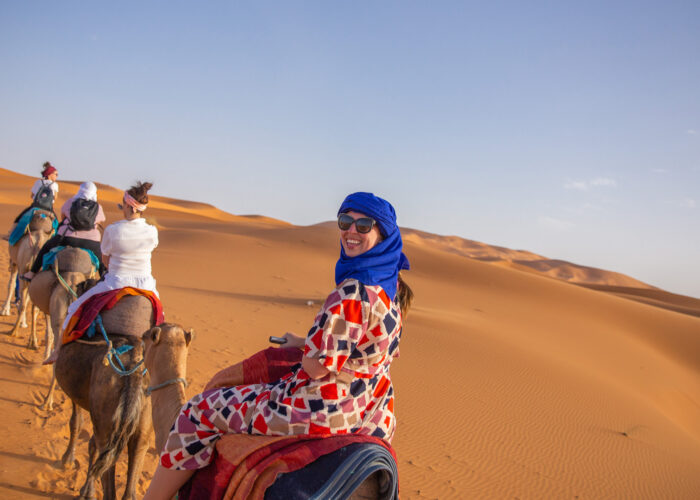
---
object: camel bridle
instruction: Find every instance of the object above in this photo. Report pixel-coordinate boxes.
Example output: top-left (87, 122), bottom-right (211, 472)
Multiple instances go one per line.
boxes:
top-left (145, 377), bottom-right (188, 396)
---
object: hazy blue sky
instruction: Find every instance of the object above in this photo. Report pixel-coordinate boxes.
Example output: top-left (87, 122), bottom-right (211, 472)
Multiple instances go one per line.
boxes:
top-left (1, 1), bottom-right (698, 297)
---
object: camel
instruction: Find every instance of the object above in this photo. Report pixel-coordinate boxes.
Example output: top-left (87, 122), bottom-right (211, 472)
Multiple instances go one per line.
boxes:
top-left (2, 209), bottom-right (56, 338)
top-left (29, 246), bottom-right (99, 409)
top-left (56, 294), bottom-right (156, 500)
top-left (141, 327), bottom-right (387, 499)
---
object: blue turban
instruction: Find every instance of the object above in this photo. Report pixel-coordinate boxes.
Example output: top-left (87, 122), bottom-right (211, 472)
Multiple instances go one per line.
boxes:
top-left (335, 192), bottom-right (410, 301)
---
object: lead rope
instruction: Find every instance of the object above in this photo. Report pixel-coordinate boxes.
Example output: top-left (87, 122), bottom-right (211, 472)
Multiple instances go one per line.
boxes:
top-left (53, 261), bottom-right (79, 300)
top-left (145, 377), bottom-right (188, 396)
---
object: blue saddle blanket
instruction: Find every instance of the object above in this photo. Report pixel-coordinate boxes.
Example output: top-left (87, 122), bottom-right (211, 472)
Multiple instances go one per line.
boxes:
top-left (41, 245), bottom-right (100, 272)
top-left (265, 442), bottom-right (399, 500)
top-left (9, 208), bottom-right (58, 246)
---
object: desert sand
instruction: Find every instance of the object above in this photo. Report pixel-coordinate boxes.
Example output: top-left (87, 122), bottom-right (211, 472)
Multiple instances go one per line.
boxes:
top-left (1, 166), bottom-right (699, 499)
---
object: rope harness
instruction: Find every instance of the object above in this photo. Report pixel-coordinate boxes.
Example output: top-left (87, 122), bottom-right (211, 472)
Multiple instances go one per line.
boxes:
top-left (93, 314), bottom-right (147, 377)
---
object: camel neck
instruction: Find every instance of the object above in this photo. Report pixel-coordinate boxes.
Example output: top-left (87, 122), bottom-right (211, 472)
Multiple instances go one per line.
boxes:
top-left (150, 381), bottom-right (188, 455)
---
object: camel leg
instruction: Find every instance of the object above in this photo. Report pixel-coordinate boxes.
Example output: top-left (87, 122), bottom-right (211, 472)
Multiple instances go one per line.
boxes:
top-left (41, 369), bottom-right (57, 411)
top-left (100, 466), bottom-right (117, 500)
top-left (79, 436), bottom-right (98, 500)
top-left (1, 268), bottom-right (17, 316)
top-left (40, 316), bottom-right (57, 410)
top-left (27, 304), bottom-right (39, 350)
top-left (61, 401), bottom-right (82, 467)
top-left (43, 313), bottom-right (53, 360)
top-left (122, 407), bottom-right (153, 500)
top-left (9, 283), bottom-right (29, 336)
top-left (18, 282), bottom-right (29, 328)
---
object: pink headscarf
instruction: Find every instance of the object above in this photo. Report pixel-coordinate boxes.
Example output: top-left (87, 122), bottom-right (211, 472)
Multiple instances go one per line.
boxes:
top-left (124, 192), bottom-right (147, 212)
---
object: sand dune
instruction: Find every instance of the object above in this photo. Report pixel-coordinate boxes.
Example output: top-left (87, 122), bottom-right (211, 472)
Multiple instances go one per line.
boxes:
top-left (1, 167), bottom-right (699, 499)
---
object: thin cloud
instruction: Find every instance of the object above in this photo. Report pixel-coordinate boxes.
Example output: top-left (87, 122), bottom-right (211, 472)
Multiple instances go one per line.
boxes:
top-left (564, 177), bottom-right (617, 191)
top-left (687, 129), bottom-right (697, 135)
top-left (590, 177), bottom-right (617, 187)
top-left (538, 215), bottom-right (574, 231)
top-left (651, 168), bottom-right (669, 174)
top-left (564, 181), bottom-right (588, 191)
top-left (667, 198), bottom-right (696, 209)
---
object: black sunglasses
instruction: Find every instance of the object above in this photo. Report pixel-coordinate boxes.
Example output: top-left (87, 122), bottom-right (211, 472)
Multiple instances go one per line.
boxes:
top-left (337, 213), bottom-right (376, 233)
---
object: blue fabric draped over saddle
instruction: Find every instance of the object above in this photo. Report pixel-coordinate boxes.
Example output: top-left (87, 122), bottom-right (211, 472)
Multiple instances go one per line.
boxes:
top-left (264, 441), bottom-right (399, 500)
top-left (9, 208), bottom-right (58, 246)
top-left (41, 245), bottom-right (100, 273)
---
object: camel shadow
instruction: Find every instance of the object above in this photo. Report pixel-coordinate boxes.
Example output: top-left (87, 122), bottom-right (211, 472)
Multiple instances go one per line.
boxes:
top-left (0, 449), bottom-right (57, 466)
top-left (0, 394), bottom-right (36, 406)
top-left (0, 375), bottom-right (48, 388)
top-left (0, 482), bottom-right (74, 499)
top-left (168, 285), bottom-right (323, 307)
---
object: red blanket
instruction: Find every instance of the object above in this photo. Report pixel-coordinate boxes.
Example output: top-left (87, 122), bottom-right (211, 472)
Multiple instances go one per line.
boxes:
top-left (62, 287), bottom-right (164, 344)
top-left (181, 347), bottom-right (397, 500)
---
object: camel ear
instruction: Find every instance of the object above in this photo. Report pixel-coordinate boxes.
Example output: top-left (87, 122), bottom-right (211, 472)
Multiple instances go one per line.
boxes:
top-left (148, 326), bottom-right (161, 345)
top-left (185, 328), bottom-right (195, 346)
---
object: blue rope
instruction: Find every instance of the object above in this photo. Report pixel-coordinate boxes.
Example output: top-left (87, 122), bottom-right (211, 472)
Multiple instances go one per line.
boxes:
top-left (94, 314), bottom-right (146, 377)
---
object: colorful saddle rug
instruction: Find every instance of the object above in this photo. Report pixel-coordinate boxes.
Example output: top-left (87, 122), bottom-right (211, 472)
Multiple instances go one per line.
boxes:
top-left (179, 347), bottom-right (399, 500)
top-left (61, 287), bottom-right (164, 345)
top-left (41, 245), bottom-right (100, 272)
top-left (179, 433), bottom-right (398, 500)
top-left (9, 207), bottom-right (57, 246)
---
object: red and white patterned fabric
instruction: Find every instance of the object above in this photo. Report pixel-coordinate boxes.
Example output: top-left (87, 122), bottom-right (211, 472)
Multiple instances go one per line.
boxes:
top-left (160, 278), bottom-right (402, 470)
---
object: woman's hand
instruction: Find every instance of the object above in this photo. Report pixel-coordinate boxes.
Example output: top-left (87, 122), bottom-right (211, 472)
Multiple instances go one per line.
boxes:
top-left (281, 332), bottom-right (305, 349)
top-left (302, 355), bottom-right (331, 380)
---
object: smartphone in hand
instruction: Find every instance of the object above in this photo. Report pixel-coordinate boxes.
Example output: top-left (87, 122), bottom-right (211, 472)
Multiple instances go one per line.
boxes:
top-left (269, 336), bottom-right (288, 345)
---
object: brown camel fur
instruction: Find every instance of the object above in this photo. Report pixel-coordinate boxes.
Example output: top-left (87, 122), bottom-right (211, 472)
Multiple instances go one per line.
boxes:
top-left (142, 324), bottom-right (194, 454)
top-left (30, 247), bottom-right (99, 409)
top-left (2, 209), bottom-right (55, 338)
top-left (56, 295), bottom-right (155, 500)
top-left (141, 328), bottom-right (384, 499)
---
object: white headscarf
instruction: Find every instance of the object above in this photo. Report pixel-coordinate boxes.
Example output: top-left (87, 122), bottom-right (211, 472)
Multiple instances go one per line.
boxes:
top-left (76, 182), bottom-right (97, 202)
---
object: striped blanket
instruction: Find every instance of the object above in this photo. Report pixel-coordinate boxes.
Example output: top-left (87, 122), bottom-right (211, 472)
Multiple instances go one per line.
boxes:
top-left (61, 287), bottom-right (164, 345)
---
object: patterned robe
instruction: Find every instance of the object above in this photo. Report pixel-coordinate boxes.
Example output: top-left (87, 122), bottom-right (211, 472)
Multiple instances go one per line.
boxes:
top-left (161, 278), bottom-right (403, 470)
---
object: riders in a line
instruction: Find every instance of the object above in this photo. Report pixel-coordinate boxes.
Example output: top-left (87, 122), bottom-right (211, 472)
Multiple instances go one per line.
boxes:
top-left (42, 181), bottom-right (159, 365)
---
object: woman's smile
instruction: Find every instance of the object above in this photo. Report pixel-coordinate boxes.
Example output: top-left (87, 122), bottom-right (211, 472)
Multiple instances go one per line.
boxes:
top-left (340, 210), bottom-right (381, 257)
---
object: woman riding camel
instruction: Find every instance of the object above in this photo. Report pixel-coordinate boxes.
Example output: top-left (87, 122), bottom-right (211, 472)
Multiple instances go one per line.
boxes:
top-left (10, 161), bottom-right (60, 230)
top-left (43, 181), bottom-right (159, 365)
top-left (144, 191), bottom-right (412, 499)
top-left (23, 181), bottom-right (107, 281)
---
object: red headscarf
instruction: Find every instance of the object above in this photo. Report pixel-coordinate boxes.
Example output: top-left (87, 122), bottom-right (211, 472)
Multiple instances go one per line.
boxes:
top-left (41, 162), bottom-right (57, 178)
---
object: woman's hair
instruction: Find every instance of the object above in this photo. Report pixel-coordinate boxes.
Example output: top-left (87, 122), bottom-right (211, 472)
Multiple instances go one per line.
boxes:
top-left (397, 272), bottom-right (414, 317)
top-left (126, 181), bottom-right (153, 205)
top-left (41, 161), bottom-right (55, 179)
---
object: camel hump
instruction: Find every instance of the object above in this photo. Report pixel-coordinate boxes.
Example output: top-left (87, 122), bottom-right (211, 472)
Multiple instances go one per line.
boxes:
top-left (100, 295), bottom-right (156, 338)
top-left (28, 270), bottom-right (58, 313)
top-left (56, 247), bottom-right (95, 275)
top-left (28, 210), bottom-right (55, 233)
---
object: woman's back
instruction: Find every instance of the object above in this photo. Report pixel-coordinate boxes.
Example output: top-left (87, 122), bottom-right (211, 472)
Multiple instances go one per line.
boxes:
top-left (102, 218), bottom-right (158, 276)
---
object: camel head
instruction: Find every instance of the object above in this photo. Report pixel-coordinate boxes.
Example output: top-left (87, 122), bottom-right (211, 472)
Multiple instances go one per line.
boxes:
top-left (142, 323), bottom-right (194, 382)
top-left (142, 323), bottom-right (194, 454)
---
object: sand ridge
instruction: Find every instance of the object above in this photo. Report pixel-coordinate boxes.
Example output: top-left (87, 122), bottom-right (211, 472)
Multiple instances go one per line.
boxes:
top-left (1, 167), bottom-right (699, 499)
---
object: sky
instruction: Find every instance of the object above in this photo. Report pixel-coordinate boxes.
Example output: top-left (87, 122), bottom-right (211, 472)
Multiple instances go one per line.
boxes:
top-left (1, 1), bottom-right (698, 297)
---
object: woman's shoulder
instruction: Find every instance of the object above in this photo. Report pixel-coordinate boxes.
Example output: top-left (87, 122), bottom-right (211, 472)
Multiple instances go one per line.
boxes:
top-left (337, 279), bottom-right (393, 311)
